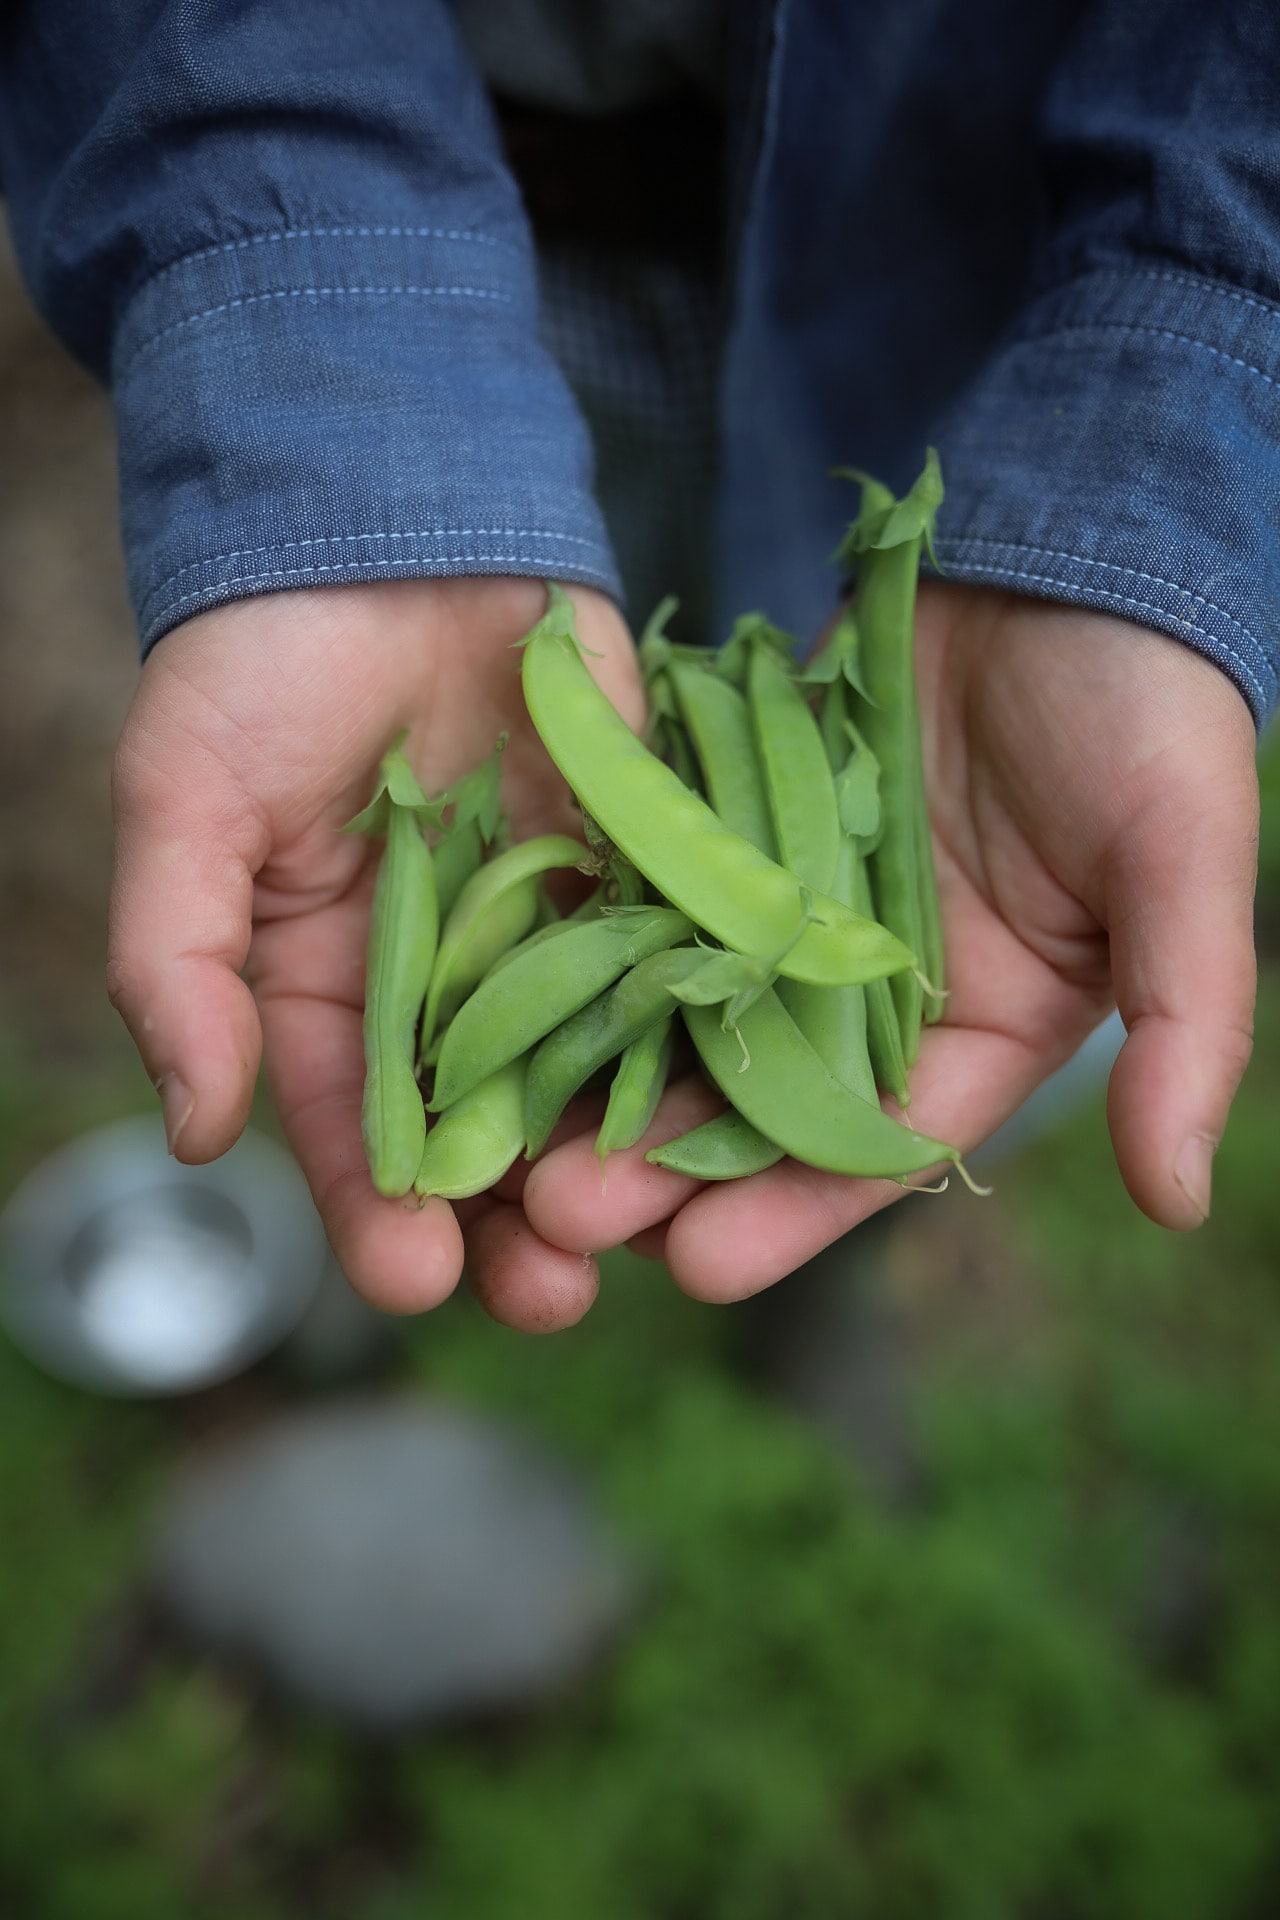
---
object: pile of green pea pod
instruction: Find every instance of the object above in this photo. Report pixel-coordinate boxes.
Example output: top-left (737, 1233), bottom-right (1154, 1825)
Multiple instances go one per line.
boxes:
top-left (347, 452), bottom-right (983, 1205)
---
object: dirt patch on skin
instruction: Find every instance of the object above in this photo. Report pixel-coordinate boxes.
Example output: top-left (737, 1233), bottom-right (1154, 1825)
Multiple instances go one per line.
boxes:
top-left (0, 220), bottom-right (139, 1056)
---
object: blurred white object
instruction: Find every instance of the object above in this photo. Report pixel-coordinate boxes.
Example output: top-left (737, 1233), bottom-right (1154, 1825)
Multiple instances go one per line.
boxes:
top-left (0, 1116), bottom-right (326, 1395)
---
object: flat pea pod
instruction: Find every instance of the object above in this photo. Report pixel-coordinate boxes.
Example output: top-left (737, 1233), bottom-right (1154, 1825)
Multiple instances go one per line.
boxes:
top-left (422, 831), bottom-right (588, 1046)
top-left (666, 659), bottom-right (777, 857)
top-left (851, 847), bottom-right (912, 1108)
top-left (776, 840), bottom-right (878, 1106)
top-left (595, 1016), bottom-right (675, 1164)
top-left (843, 458), bottom-right (942, 1065)
top-left (913, 778), bottom-right (946, 1024)
top-left (646, 1108), bottom-right (784, 1181)
top-left (525, 946), bottom-right (711, 1158)
top-left (746, 640), bottom-right (841, 893)
top-left (430, 906), bottom-right (692, 1112)
top-left (414, 1056), bottom-right (527, 1200)
top-left (342, 745), bottom-right (439, 1198)
top-left (681, 989), bottom-right (961, 1180)
top-left (432, 817), bottom-right (484, 923)
top-left (520, 587), bottom-right (915, 989)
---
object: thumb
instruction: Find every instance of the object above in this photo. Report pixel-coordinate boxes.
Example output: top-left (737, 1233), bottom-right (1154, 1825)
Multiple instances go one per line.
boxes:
top-left (108, 697), bottom-right (265, 1162)
top-left (1104, 702), bottom-right (1259, 1229)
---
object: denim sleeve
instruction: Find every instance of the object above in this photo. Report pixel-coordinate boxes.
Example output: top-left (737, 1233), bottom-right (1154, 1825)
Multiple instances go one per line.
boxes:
top-left (0, 0), bottom-right (619, 655)
top-left (930, 0), bottom-right (1280, 727)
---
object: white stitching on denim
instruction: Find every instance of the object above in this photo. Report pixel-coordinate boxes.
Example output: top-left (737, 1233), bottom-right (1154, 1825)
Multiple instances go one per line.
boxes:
top-left (143, 551), bottom-right (614, 631)
top-left (1020, 320), bottom-right (1280, 391)
top-left (1042, 265), bottom-right (1280, 331)
top-left (118, 284), bottom-right (513, 381)
top-left (933, 544), bottom-right (1270, 709)
top-left (139, 225), bottom-right (521, 293)
top-left (149, 529), bottom-right (602, 601)
top-left (935, 538), bottom-right (1267, 652)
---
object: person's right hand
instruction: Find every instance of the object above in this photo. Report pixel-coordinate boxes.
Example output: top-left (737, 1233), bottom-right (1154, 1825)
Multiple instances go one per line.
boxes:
top-left (108, 576), bottom-right (645, 1325)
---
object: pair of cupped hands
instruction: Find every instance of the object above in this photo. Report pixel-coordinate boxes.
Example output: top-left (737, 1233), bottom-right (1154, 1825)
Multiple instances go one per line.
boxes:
top-left (109, 576), bottom-right (1259, 1329)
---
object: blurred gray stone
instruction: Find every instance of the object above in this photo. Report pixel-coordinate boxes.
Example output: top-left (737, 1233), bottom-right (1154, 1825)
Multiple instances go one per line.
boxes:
top-left (150, 1398), bottom-right (637, 1729)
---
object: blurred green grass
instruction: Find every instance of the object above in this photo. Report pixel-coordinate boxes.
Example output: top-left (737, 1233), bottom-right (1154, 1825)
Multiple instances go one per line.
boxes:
top-left (1, 738), bottom-right (1278, 1919)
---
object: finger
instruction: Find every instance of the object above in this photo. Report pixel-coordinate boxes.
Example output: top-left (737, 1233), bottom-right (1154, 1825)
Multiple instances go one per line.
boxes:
top-left (1104, 721), bottom-right (1259, 1229)
top-left (463, 1202), bottom-right (600, 1331)
top-left (109, 715), bottom-right (266, 1162)
top-left (521, 1074), bottom-right (721, 1252)
top-left (253, 893), bottom-right (465, 1314)
top-left (661, 1019), bottom-right (1053, 1302)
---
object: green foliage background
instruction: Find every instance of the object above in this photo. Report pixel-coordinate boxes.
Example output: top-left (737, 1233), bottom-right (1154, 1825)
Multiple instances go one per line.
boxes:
top-left (0, 740), bottom-right (1277, 1919)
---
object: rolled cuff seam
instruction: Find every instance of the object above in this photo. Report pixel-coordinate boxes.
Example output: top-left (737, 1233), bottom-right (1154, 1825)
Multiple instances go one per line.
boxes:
top-left (112, 222), bottom-right (620, 654)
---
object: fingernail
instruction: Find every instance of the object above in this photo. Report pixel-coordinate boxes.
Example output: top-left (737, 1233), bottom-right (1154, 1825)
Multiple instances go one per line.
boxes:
top-left (156, 1074), bottom-right (194, 1155)
top-left (1173, 1131), bottom-right (1217, 1224)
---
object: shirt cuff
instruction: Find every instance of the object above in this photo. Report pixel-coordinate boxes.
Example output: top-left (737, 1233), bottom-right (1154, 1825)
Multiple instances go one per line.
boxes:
top-left (112, 222), bottom-right (620, 654)
top-left (930, 266), bottom-right (1280, 727)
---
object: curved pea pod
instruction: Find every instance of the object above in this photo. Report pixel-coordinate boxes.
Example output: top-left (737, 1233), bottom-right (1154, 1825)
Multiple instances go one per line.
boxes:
top-left (666, 659), bottom-right (777, 857)
top-left (746, 639), bottom-right (841, 892)
top-left (414, 1056), bottom-right (528, 1200)
top-left (421, 831), bottom-right (588, 1047)
top-left (524, 946), bottom-right (713, 1159)
top-left (681, 989), bottom-right (962, 1180)
top-left (430, 906), bottom-right (692, 1112)
top-left (520, 587), bottom-right (915, 988)
top-left (838, 454), bottom-right (944, 1065)
top-left (645, 1108), bottom-right (783, 1181)
top-left (341, 743), bottom-right (439, 1198)
top-left (595, 1016), bottom-right (675, 1164)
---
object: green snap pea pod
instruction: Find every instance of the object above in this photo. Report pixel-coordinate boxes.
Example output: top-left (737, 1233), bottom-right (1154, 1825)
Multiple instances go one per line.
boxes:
top-left (913, 776), bottom-right (946, 1024)
top-left (595, 1015), bottom-right (675, 1164)
top-left (746, 639), bottom-right (841, 893)
top-left (432, 817), bottom-right (483, 922)
top-left (851, 844), bottom-right (912, 1108)
top-left (414, 1056), bottom-right (528, 1200)
top-left (775, 839), bottom-right (878, 1105)
top-left (422, 832), bottom-right (588, 1046)
top-left (520, 587), bottom-right (915, 989)
top-left (525, 946), bottom-right (714, 1158)
top-left (342, 743), bottom-right (439, 1198)
top-left (839, 454), bottom-right (943, 1065)
top-left (431, 906), bottom-right (692, 1111)
top-left (645, 1108), bottom-right (784, 1180)
top-left (666, 659), bottom-right (777, 857)
top-left (681, 989), bottom-right (962, 1180)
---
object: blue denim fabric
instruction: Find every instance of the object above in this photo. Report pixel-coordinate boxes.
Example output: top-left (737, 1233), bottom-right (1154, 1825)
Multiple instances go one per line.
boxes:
top-left (2, 0), bottom-right (1279, 723)
top-left (0, 0), bottom-right (618, 646)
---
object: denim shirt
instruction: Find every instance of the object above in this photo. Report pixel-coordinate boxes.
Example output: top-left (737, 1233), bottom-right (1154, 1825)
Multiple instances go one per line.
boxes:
top-left (2, 0), bottom-right (1277, 726)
